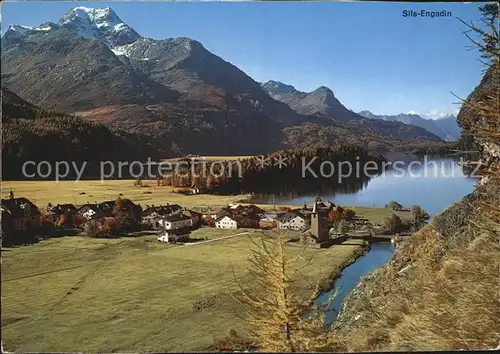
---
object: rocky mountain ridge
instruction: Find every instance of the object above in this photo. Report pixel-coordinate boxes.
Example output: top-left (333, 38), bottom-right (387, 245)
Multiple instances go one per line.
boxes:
top-left (358, 110), bottom-right (461, 141)
top-left (261, 78), bottom-right (460, 141)
top-left (2, 6), bottom-right (444, 156)
top-left (262, 80), bottom-right (360, 120)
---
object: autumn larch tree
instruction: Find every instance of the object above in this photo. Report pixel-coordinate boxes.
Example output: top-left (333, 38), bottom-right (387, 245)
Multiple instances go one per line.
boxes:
top-left (231, 231), bottom-right (345, 352)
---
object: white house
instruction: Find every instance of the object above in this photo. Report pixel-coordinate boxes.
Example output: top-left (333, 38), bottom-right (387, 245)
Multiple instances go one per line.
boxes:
top-left (215, 215), bottom-right (238, 229)
top-left (157, 230), bottom-right (187, 243)
top-left (77, 204), bottom-right (100, 220)
top-left (159, 214), bottom-right (193, 230)
top-left (277, 211), bottom-right (308, 231)
top-left (84, 209), bottom-right (96, 219)
top-left (158, 233), bottom-right (170, 243)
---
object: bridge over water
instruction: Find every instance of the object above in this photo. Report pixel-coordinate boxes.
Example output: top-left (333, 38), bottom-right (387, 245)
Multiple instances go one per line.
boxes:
top-left (327, 231), bottom-right (412, 246)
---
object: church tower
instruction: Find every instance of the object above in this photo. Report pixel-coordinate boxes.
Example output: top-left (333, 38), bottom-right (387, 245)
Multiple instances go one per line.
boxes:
top-left (310, 197), bottom-right (329, 243)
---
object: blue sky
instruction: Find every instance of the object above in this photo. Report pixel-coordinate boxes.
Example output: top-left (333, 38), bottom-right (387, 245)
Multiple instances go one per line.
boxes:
top-left (1, 1), bottom-right (490, 117)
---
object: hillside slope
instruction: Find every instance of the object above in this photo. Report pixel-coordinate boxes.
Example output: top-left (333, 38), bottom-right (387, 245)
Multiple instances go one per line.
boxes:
top-left (1, 87), bottom-right (54, 119)
top-left (1, 87), bottom-right (164, 179)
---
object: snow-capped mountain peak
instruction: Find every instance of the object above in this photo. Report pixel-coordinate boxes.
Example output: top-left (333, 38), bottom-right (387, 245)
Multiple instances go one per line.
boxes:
top-left (4, 6), bottom-right (140, 49)
top-left (7, 24), bottom-right (33, 33)
top-left (58, 6), bottom-right (140, 47)
top-left (261, 80), bottom-right (297, 95)
top-left (5, 23), bottom-right (56, 38)
top-left (36, 22), bottom-right (60, 31)
top-left (5, 24), bottom-right (32, 38)
top-left (60, 6), bottom-right (120, 29)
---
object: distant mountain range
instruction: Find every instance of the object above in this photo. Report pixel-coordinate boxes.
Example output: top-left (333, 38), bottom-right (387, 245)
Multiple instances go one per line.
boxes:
top-left (2, 6), bottom-right (445, 158)
top-left (358, 111), bottom-right (461, 141)
top-left (261, 80), bottom-right (461, 142)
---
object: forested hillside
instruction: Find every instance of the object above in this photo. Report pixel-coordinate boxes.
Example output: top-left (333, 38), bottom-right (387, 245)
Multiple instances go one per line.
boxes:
top-left (2, 87), bottom-right (165, 179)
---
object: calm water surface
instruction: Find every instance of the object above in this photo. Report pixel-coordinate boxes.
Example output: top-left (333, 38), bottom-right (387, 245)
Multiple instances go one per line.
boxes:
top-left (315, 243), bottom-right (395, 325)
top-left (307, 159), bottom-right (477, 324)
top-left (264, 159), bottom-right (477, 216)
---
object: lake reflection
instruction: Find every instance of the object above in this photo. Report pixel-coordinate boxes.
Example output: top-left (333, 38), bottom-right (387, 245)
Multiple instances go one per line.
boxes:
top-left (259, 159), bottom-right (477, 216)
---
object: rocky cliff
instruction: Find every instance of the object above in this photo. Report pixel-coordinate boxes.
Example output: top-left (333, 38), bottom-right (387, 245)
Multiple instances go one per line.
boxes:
top-left (457, 61), bottom-right (500, 169)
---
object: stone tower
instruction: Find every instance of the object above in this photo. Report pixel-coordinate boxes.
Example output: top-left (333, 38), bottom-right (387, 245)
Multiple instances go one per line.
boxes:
top-left (310, 197), bottom-right (329, 243)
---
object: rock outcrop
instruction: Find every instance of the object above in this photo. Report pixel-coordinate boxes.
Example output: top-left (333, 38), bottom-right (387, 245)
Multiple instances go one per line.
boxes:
top-left (457, 61), bottom-right (500, 167)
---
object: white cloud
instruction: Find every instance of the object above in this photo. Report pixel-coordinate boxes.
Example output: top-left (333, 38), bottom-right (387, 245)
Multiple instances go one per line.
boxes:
top-left (405, 107), bottom-right (460, 119)
top-left (424, 107), bottom-right (461, 119)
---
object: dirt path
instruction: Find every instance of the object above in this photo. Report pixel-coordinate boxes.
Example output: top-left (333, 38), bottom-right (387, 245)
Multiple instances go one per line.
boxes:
top-left (180, 231), bottom-right (250, 247)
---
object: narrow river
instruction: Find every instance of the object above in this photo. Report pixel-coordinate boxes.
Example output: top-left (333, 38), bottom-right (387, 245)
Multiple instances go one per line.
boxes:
top-left (308, 158), bottom-right (477, 324)
top-left (315, 243), bottom-right (395, 325)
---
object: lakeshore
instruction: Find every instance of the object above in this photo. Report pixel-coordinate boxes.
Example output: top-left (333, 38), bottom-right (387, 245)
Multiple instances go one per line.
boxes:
top-left (0, 179), bottom-right (414, 223)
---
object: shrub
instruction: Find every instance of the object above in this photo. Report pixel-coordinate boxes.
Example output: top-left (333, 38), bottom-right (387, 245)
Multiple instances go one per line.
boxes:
top-left (56, 214), bottom-right (67, 228)
top-left (328, 206), bottom-right (354, 221)
top-left (202, 215), bottom-right (215, 227)
top-left (102, 217), bottom-right (123, 237)
top-left (134, 177), bottom-right (143, 187)
top-left (410, 205), bottom-right (430, 223)
top-left (73, 214), bottom-right (85, 227)
top-left (173, 187), bottom-right (194, 195)
top-left (384, 214), bottom-right (403, 232)
top-left (328, 208), bottom-right (344, 222)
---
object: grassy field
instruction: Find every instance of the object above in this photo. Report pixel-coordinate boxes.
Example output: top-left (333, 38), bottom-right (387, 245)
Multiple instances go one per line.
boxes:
top-left (1, 179), bottom-right (411, 351)
top-left (2, 228), bottom-right (364, 352)
top-left (0, 180), bottom-right (412, 224)
top-left (343, 205), bottom-right (412, 225)
top-left (0, 179), bottom-right (248, 209)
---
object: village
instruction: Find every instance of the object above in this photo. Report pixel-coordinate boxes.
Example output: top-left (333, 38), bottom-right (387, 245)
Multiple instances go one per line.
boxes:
top-left (0, 180), bottom-right (431, 353)
top-left (1, 189), bottom-right (425, 248)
